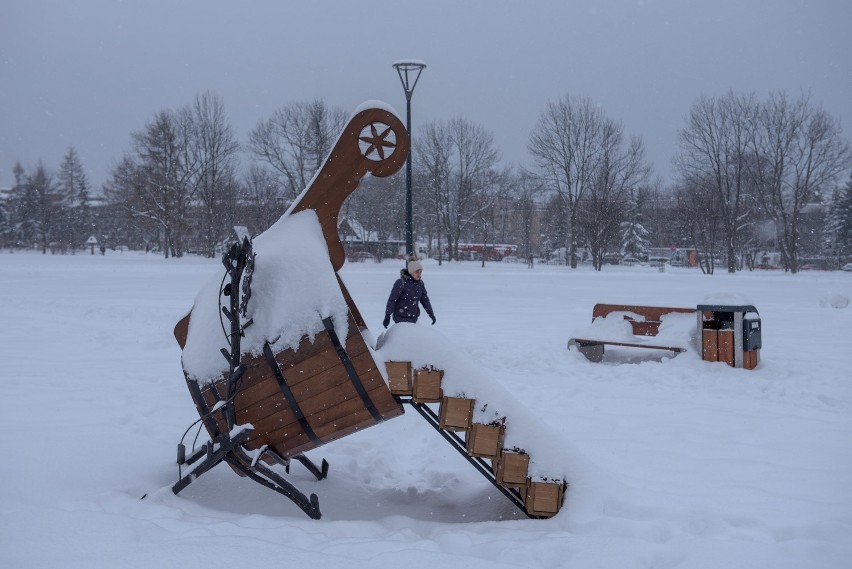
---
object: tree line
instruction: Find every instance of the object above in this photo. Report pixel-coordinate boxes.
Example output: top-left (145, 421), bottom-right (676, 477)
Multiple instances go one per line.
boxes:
top-left (2, 89), bottom-right (850, 272)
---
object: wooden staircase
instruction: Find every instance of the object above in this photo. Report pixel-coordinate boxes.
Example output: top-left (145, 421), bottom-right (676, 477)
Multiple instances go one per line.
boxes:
top-left (385, 361), bottom-right (566, 519)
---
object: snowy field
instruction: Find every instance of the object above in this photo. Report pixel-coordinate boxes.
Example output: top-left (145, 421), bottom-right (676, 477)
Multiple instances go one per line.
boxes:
top-left (2, 250), bottom-right (851, 569)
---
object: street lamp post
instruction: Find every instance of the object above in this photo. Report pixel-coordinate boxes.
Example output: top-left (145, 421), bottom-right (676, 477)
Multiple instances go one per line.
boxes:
top-left (392, 59), bottom-right (426, 258)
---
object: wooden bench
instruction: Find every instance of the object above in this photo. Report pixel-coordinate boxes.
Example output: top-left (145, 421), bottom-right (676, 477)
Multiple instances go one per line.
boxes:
top-left (567, 303), bottom-right (697, 362)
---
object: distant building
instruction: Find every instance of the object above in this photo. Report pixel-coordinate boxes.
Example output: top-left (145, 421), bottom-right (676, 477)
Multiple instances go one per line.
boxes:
top-left (337, 217), bottom-right (404, 260)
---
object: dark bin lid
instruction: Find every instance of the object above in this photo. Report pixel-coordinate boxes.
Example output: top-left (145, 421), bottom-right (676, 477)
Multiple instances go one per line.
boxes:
top-left (697, 304), bottom-right (758, 315)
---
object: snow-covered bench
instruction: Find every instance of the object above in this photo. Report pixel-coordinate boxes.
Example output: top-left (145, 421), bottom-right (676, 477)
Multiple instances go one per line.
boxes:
top-left (567, 303), bottom-right (697, 362)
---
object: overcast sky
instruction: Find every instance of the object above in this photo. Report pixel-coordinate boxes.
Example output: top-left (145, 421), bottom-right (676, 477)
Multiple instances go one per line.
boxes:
top-left (2, 0), bottom-right (850, 191)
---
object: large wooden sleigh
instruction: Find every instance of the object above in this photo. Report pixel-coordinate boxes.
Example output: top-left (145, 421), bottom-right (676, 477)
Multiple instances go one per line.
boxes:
top-left (172, 106), bottom-right (409, 519)
top-left (170, 104), bottom-right (567, 520)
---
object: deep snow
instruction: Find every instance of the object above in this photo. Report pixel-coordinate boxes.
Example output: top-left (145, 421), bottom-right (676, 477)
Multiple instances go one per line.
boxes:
top-left (1, 250), bottom-right (851, 568)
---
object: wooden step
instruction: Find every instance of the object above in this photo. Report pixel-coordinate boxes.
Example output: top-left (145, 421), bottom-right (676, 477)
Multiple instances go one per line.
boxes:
top-left (385, 361), bottom-right (413, 395)
top-left (525, 480), bottom-right (566, 518)
top-left (466, 422), bottom-right (504, 459)
top-left (439, 396), bottom-right (475, 431)
top-left (495, 450), bottom-right (530, 489)
top-left (412, 368), bottom-right (443, 403)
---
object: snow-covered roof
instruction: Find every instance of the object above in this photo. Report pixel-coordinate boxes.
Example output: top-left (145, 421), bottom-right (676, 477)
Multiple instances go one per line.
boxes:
top-left (339, 216), bottom-right (380, 243)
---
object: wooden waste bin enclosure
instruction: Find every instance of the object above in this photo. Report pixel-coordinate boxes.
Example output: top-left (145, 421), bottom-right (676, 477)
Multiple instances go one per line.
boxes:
top-left (698, 304), bottom-right (760, 370)
top-left (177, 310), bottom-right (404, 461)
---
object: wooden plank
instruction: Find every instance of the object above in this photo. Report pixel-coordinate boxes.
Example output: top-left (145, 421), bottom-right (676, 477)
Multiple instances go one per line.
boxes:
top-left (233, 374), bottom-right (284, 410)
top-left (277, 337), bottom-right (370, 388)
top-left (629, 321), bottom-right (661, 336)
top-left (385, 361), bottom-right (413, 395)
top-left (743, 349), bottom-right (759, 370)
top-left (592, 304), bottom-right (695, 322)
top-left (466, 423), bottom-right (504, 459)
top-left (174, 313), bottom-right (190, 349)
top-left (702, 329), bottom-right (719, 362)
top-left (256, 396), bottom-right (365, 447)
top-left (571, 338), bottom-right (686, 352)
top-left (276, 340), bottom-right (346, 386)
top-left (245, 374), bottom-right (399, 441)
top-left (337, 277), bottom-right (367, 330)
top-left (495, 450), bottom-right (530, 488)
top-left (360, 375), bottom-right (405, 419)
top-left (413, 369), bottom-right (443, 403)
top-left (249, 423), bottom-right (316, 458)
top-left (439, 396), bottom-right (475, 431)
top-left (718, 330), bottom-right (735, 366)
top-left (312, 405), bottom-right (376, 440)
top-left (186, 307), bottom-right (403, 459)
top-left (525, 481), bottom-right (565, 517)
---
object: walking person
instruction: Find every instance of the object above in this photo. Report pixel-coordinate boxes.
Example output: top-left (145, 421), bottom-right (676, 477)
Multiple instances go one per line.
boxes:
top-left (383, 258), bottom-right (436, 327)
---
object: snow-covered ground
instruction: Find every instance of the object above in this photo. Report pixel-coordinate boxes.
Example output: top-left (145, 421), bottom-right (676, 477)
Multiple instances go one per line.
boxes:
top-left (2, 250), bottom-right (850, 568)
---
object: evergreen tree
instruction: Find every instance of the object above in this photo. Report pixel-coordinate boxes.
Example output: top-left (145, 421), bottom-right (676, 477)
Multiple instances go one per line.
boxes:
top-left (620, 189), bottom-right (650, 260)
top-left (7, 162), bottom-right (39, 247)
top-left (58, 146), bottom-right (92, 251)
top-left (27, 161), bottom-right (63, 253)
top-left (0, 188), bottom-right (9, 248)
top-left (827, 173), bottom-right (852, 262)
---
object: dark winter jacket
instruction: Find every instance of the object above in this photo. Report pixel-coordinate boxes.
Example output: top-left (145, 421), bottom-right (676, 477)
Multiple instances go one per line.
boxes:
top-left (385, 269), bottom-right (435, 324)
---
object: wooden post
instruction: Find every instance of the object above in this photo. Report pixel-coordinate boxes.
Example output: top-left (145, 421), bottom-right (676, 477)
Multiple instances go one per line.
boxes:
top-left (718, 330), bottom-right (735, 366)
top-left (702, 329), bottom-right (719, 362)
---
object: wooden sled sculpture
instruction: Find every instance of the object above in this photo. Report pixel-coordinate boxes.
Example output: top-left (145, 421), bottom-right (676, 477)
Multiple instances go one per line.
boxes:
top-left (172, 105), bottom-right (409, 519)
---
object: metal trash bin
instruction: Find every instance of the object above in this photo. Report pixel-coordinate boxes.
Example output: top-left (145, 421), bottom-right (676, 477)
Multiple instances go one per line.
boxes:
top-left (743, 313), bottom-right (761, 352)
top-left (697, 304), bottom-right (760, 369)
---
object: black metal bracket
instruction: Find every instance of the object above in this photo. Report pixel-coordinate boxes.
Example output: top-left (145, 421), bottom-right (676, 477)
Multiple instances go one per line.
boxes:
top-left (172, 388), bottom-right (326, 519)
top-left (171, 231), bottom-right (331, 519)
top-left (220, 236), bottom-right (255, 430)
top-left (172, 426), bottom-right (255, 495)
top-left (397, 397), bottom-right (541, 519)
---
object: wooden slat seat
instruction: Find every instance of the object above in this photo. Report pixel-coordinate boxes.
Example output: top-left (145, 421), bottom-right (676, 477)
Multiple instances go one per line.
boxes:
top-left (568, 303), bottom-right (696, 362)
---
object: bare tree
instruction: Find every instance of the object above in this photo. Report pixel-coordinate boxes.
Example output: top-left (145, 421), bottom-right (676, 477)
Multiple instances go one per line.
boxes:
top-left (343, 172), bottom-right (404, 258)
top-left (444, 116), bottom-right (501, 260)
top-left (184, 92), bottom-right (241, 256)
top-left (528, 95), bottom-right (605, 267)
top-left (475, 165), bottom-right (512, 267)
top-left (415, 120), bottom-right (452, 263)
top-left (511, 168), bottom-right (545, 260)
top-left (579, 121), bottom-right (650, 270)
top-left (749, 91), bottom-right (850, 272)
top-left (248, 99), bottom-right (347, 205)
top-left (674, 178), bottom-right (723, 274)
top-left (675, 91), bottom-right (758, 273)
top-left (107, 110), bottom-right (199, 257)
top-left (242, 164), bottom-right (287, 235)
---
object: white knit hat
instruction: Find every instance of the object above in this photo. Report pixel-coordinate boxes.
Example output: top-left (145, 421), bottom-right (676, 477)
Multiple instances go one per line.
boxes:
top-left (407, 259), bottom-right (423, 274)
